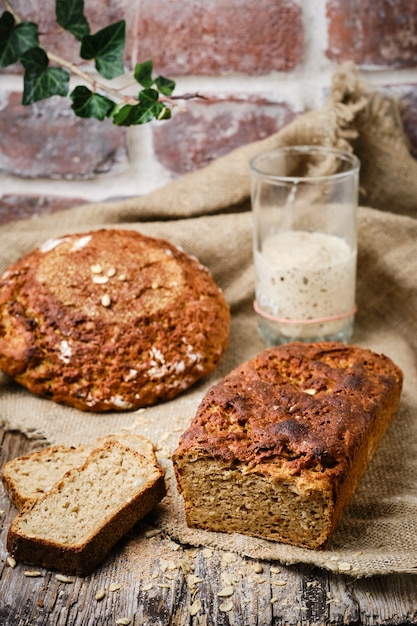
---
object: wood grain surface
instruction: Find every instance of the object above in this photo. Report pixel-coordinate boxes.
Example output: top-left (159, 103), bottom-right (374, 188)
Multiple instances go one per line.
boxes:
top-left (1, 428), bottom-right (416, 626)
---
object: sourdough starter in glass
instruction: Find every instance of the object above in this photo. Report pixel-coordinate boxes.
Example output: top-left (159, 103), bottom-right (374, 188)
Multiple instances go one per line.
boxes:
top-left (255, 230), bottom-right (357, 345)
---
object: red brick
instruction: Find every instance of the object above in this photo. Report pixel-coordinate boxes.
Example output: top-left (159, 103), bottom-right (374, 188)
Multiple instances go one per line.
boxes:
top-left (326, 0), bottom-right (417, 67)
top-left (152, 98), bottom-right (298, 175)
top-left (135, 0), bottom-right (304, 76)
top-left (0, 194), bottom-right (88, 225)
top-left (0, 92), bottom-right (127, 179)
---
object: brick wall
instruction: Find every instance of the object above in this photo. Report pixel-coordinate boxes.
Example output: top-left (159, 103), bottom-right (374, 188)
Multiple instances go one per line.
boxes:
top-left (0, 0), bottom-right (416, 224)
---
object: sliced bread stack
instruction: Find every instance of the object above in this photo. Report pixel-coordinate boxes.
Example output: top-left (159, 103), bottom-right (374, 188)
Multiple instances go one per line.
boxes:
top-left (2, 433), bottom-right (166, 576)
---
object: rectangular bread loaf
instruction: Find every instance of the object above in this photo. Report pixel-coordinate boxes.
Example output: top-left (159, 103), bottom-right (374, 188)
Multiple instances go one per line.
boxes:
top-left (2, 433), bottom-right (156, 510)
top-left (172, 342), bottom-right (403, 550)
top-left (7, 441), bottom-right (166, 575)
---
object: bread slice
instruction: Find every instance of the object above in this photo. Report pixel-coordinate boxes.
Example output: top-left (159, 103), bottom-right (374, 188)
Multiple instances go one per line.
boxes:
top-left (2, 433), bottom-right (156, 511)
top-left (173, 342), bottom-right (403, 550)
top-left (7, 441), bottom-right (166, 575)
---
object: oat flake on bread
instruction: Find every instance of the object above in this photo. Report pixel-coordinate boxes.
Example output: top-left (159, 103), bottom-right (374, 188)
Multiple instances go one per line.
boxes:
top-left (0, 228), bottom-right (230, 412)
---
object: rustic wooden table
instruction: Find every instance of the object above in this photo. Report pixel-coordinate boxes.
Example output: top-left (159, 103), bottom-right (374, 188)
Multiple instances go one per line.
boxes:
top-left (1, 428), bottom-right (416, 626)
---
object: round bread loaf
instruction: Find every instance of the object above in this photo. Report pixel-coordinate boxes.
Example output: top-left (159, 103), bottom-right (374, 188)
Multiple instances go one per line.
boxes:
top-left (0, 228), bottom-right (230, 412)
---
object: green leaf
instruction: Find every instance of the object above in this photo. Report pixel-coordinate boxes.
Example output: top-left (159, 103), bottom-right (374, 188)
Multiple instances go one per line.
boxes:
top-left (20, 47), bottom-right (69, 104)
top-left (70, 85), bottom-right (115, 120)
top-left (155, 75), bottom-right (175, 96)
top-left (133, 60), bottom-right (153, 88)
top-left (111, 89), bottom-right (166, 126)
top-left (55, 0), bottom-right (90, 41)
top-left (80, 20), bottom-right (125, 79)
top-left (0, 11), bottom-right (38, 68)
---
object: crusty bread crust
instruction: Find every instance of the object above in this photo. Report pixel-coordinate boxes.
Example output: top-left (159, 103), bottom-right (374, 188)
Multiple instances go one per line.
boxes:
top-left (0, 229), bottom-right (230, 411)
top-left (1, 433), bottom-right (156, 510)
top-left (173, 342), bottom-right (403, 549)
top-left (7, 441), bottom-right (166, 576)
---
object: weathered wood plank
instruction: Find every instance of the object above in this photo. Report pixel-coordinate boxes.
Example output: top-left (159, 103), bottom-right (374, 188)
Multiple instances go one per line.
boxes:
top-left (1, 428), bottom-right (417, 626)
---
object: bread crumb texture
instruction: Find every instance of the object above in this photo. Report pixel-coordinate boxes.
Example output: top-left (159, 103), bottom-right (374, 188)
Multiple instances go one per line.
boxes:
top-left (0, 229), bottom-right (230, 411)
top-left (173, 342), bottom-right (403, 550)
top-left (7, 441), bottom-right (166, 575)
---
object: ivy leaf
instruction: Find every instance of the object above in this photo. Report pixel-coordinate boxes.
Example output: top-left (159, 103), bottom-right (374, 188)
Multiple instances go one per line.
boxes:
top-left (20, 47), bottom-right (69, 104)
top-left (155, 75), bottom-right (175, 96)
top-left (80, 20), bottom-right (125, 79)
top-left (55, 0), bottom-right (90, 41)
top-left (0, 11), bottom-right (39, 68)
top-left (133, 60), bottom-right (153, 88)
top-left (70, 85), bottom-right (115, 120)
top-left (112, 88), bottom-right (168, 126)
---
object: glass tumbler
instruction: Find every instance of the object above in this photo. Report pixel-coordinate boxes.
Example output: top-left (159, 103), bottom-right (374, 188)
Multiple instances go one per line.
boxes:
top-left (250, 145), bottom-right (360, 347)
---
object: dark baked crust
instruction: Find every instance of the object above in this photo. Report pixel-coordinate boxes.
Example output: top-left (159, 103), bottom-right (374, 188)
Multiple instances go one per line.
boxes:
top-left (173, 342), bottom-right (403, 548)
top-left (0, 229), bottom-right (230, 411)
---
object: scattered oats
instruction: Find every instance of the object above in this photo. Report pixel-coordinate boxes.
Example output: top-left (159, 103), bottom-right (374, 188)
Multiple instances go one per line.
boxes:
top-left (329, 556), bottom-right (340, 562)
top-left (217, 586), bottom-right (234, 597)
top-left (95, 589), bottom-right (106, 601)
top-left (271, 596), bottom-right (278, 604)
top-left (167, 560), bottom-right (177, 571)
top-left (0, 510), bottom-right (5, 516)
top-left (118, 273), bottom-right (127, 281)
top-left (92, 274), bottom-right (109, 284)
top-left (300, 605), bottom-right (308, 612)
top-left (141, 582), bottom-right (153, 592)
top-left (254, 563), bottom-right (264, 574)
top-left (270, 566), bottom-right (281, 574)
top-left (101, 294), bottom-right (111, 307)
top-left (221, 572), bottom-right (238, 586)
top-left (168, 541), bottom-right (181, 552)
top-left (304, 388), bottom-right (316, 395)
top-left (55, 574), bottom-right (73, 583)
top-left (222, 552), bottom-right (237, 564)
top-left (326, 591), bottom-right (332, 599)
top-left (109, 582), bottom-right (122, 592)
top-left (179, 559), bottom-right (192, 575)
top-left (338, 562), bottom-right (352, 572)
top-left (90, 263), bottom-right (103, 274)
top-left (6, 556), bottom-right (16, 568)
top-left (107, 267), bottom-right (117, 277)
top-left (356, 550), bottom-right (363, 555)
top-left (202, 548), bottom-right (213, 558)
top-left (187, 574), bottom-right (203, 588)
top-left (273, 580), bottom-right (287, 587)
top-left (157, 583), bottom-right (171, 589)
top-left (219, 600), bottom-right (233, 612)
top-left (160, 559), bottom-right (169, 572)
top-left (115, 619), bottom-right (131, 625)
top-left (145, 528), bottom-right (160, 538)
top-left (24, 570), bottom-right (42, 577)
top-left (190, 598), bottom-right (202, 616)
top-left (151, 572), bottom-right (159, 579)
top-left (252, 575), bottom-right (266, 584)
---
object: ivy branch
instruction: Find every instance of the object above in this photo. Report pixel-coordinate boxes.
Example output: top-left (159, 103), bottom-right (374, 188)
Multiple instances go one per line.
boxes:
top-left (0, 0), bottom-right (199, 125)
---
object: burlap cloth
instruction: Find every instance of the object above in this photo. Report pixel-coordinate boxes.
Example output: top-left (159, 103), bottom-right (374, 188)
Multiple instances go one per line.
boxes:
top-left (1, 64), bottom-right (416, 577)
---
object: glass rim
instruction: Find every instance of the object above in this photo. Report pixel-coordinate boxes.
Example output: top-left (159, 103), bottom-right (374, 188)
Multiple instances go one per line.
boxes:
top-left (249, 145), bottom-right (361, 183)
